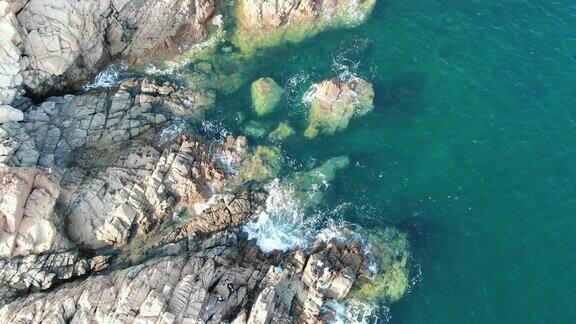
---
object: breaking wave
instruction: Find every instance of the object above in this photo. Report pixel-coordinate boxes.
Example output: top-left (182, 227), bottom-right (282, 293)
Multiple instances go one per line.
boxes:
top-left (83, 64), bottom-right (127, 90)
top-left (324, 299), bottom-right (386, 324)
top-left (243, 180), bottom-right (318, 252)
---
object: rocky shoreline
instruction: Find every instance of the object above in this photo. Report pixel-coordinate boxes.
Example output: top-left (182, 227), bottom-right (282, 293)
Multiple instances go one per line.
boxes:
top-left (1, 0), bottom-right (410, 323)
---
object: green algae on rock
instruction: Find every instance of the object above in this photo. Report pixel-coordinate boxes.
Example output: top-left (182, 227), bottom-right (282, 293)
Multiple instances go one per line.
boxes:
top-left (242, 120), bottom-right (272, 139)
top-left (304, 75), bottom-right (374, 138)
top-left (237, 145), bottom-right (282, 183)
top-left (286, 155), bottom-right (350, 207)
top-left (349, 227), bottom-right (410, 302)
top-left (233, 0), bottom-right (378, 55)
top-left (268, 121), bottom-right (296, 140)
top-left (251, 77), bottom-right (283, 116)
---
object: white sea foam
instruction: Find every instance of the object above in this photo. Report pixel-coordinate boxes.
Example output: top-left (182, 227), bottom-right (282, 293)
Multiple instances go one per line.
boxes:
top-left (200, 120), bottom-right (229, 139)
top-left (243, 180), bottom-right (318, 252)
top-left (157, 118), bottom-right (188, 146)
top-left (324, 299), bottom-right (385, 324)
top-left (83, 64), bottom-right (126, 90)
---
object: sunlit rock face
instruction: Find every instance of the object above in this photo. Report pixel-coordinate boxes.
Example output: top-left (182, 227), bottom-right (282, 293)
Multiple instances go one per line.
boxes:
top-left (0, 166), bottom-right (65, 257)
top-left (304, 75), bottom-right (374, 138)
top-left (2, 0), bottom-right (217, 99)
top-left (234, 0), bottom-right (377, 54)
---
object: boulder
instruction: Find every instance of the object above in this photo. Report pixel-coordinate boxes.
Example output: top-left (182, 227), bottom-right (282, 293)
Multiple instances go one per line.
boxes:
top-left (251, 77), bottom-right (283, 116)
top-left (268, 121), bottom-right (295, 141)
top-left (304, 75), bottom-right (374, 138)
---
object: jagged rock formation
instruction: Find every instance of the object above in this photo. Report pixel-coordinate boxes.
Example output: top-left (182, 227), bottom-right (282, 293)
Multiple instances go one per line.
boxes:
top-left (0, 0), bottom-right (217, 100)
top-left (0, 0), bottom-right (399, 321)
top-left (0, 231), bottom-right (371, 323)
top-left (62, 135), bottom-right (225, 249)
top-left (186, 190), bottom-right (266, 236)
top-left (0, 249), bottom-right (111, 306)
top-left (304, 75), bottom-right (374, 138)
top-left (0, 78), bottom-right (209, 168)
top-left (234, 0), bottom-right (377, 54)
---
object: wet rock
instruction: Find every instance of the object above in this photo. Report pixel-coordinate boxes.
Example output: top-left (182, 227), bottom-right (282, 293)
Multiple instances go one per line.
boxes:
top-left (212, 135), bottom-right (249, 174)
top-left (237, 145), bottom-right (282, 183)
top-left (348, 227), bottom-right (410, 302)
top-left (304, 75), bottom-right (374, 138)
top-left (268, 121), bottom-right (295, 141)
top-left (186, 190), bottom-right (266, 236)
top-left (251, 77), bottom-right (283, 116)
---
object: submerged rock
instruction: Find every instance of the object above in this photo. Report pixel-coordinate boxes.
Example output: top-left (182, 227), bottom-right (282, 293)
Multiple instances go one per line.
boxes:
top-left (242, 120), bottom-right (271, 139)
top-left (269, 121), bottom-right (296, 140)
top-left (233, 0), bottom-right (378, 55)
top-left (349, 227), bottom-right (410, 302)
top-left (287, 155), bottom-right (350, 208)
top-left (238, 145), bottom-right (282, 183)
top-left (304, 75), bottom-right (374, 138)
top-left (251, 77), bottom-right (283, 116)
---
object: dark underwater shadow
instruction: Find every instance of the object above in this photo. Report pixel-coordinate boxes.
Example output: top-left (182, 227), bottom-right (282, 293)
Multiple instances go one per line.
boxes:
top-left (374, 71), bottom-right (428, 117)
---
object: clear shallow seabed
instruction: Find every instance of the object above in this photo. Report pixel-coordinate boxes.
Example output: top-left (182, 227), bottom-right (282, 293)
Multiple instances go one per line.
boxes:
top-left (104, 0), bottom-right (576, 322)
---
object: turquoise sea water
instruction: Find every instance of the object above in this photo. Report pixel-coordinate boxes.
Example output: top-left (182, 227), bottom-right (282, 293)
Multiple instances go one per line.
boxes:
top-left (184, 0), bottom-right (576, 322)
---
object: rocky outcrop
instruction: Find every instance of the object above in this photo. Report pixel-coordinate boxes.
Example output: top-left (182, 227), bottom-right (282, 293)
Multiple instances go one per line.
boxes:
top-left (0, 249), bottom-right (111, 306)
top-left (304, 75), bottom-right (374, 138)
top-left (0, 78), bottom-right (211, 168)
top-left (251, 77), bottom-right (283, 116)
top-left (186, 190), bottom-right (266, 236)
top-left (62, 134), bottom-right (228, 249)
top-left (0, 166), bottom-right (67, 257)
top-left (1, 0), bottom-right (217, 100)
top-left (0, 231), bottom-right (372, 323)
top-left (234, 0), bottom-right (377, 54)
top-left (0, 105), bottom-right (23, 123)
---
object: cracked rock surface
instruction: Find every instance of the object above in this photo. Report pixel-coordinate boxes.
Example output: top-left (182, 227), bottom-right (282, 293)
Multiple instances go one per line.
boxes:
top-left (0, 78), bottom-right (207, 168)
top-left (0, 232), bottom-right (371, 324)
top-left (1, 0), bottom-right (217, 99)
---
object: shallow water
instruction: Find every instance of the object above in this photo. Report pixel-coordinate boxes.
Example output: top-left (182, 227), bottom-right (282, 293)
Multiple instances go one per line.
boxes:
top-left (185, 0), bottom-right (576, 322)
